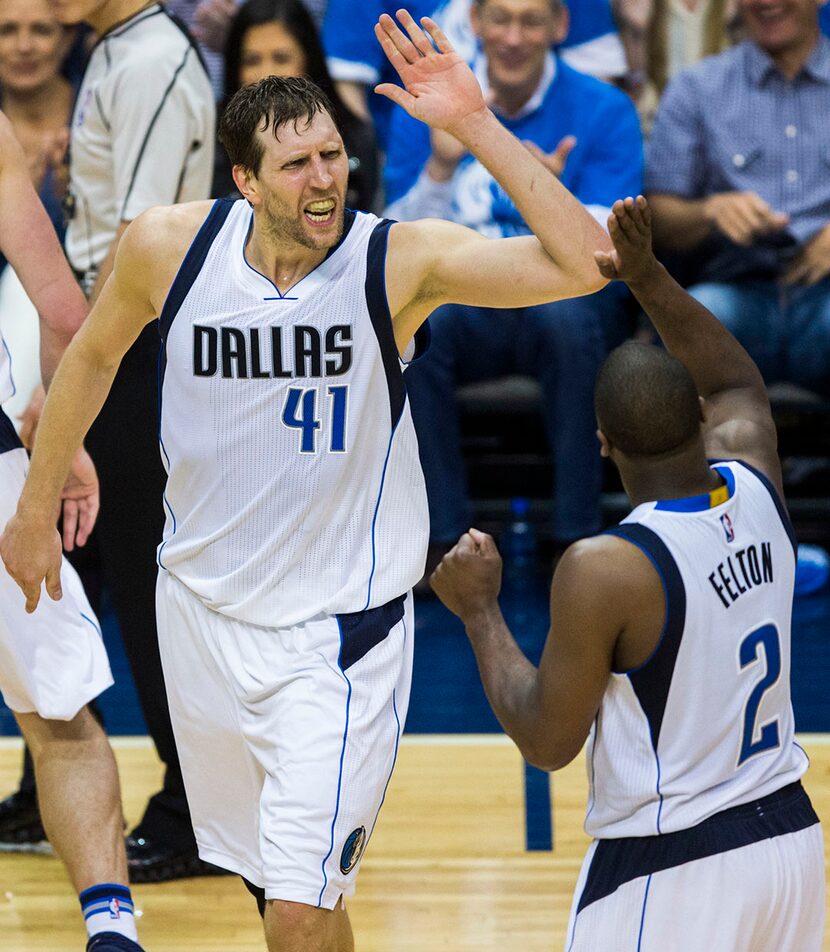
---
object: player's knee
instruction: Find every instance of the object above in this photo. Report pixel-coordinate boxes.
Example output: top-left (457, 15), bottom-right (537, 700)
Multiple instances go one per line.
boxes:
top-left (264, 899), bottom-right (337, 951)
top-left (16, 704), bottom-right (104, 755)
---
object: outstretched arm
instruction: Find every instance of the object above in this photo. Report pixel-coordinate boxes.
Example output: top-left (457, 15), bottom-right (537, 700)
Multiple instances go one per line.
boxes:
top-left (596, 196), bottom-right (780, 494)
top-left (374, 11), bottom-right (610, 332)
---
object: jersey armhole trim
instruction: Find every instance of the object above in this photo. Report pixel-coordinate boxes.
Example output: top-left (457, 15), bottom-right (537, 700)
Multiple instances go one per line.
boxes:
top-left (365, 218), bottom-right (406, 427)
top-left (604, 523), bottom-right (687, 752)
top-left (158, 198), bottom-right (236, 341)
top-left (734, 460), bottom-right (798, 558)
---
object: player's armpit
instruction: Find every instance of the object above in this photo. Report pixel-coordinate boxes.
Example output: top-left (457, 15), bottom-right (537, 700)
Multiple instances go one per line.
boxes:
top-left (703, 410), bottom-right (784, 501)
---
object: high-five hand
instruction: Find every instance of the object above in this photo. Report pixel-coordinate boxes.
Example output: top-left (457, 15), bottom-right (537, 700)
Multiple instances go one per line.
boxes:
top-left (595, 196), bottom-right (659, 285)
top-left (374, 10), bottom-right (488, 136)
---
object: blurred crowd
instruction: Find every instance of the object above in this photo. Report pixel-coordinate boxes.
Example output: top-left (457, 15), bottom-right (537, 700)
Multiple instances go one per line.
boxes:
top-left (1, 0), bottom-right (829, 573)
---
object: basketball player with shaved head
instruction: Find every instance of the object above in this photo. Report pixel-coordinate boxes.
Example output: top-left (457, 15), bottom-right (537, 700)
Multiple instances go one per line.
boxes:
top-left (0, 114), bottom-right (144, 952)
top-left (2, 10), bottom-right (611, 951)
top-left (430, 196), bottom-right (824, 951)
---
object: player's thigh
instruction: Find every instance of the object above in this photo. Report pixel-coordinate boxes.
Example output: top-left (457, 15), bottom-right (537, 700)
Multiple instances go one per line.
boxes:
top-left (0, 449), bottom-right (112, 721)
top-left (567, 827), bottom-right (825, 952)
top-left (154, 570), bottom-right (263, 882)
top-left (253, 595), bottom-right (414, 909)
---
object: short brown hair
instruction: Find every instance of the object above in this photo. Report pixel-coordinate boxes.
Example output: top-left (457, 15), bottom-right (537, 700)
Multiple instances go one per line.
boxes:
top-left (218, 75), bottom-right (337, 174)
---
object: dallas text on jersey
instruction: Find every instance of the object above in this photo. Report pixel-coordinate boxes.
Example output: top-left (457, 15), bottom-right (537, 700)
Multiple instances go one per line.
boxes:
top-left (708, 542), bottom-right (774, 609)
top-left (192, 324), bottom-right (353, 379)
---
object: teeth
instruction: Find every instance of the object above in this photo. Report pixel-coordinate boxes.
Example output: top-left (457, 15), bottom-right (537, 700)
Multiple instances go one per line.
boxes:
top-left (307, 200), bottom-right (335, 213)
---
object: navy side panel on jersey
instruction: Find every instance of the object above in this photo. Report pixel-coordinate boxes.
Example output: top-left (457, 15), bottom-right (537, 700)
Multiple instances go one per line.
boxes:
top-left (576, 780), bottom-right (817, 913)
top-left (337, 594), bottom-right (406, 671)
top-left (0, 407), bottom-right (22, 455)
top-left (605, 523), bottom-right (687, 754)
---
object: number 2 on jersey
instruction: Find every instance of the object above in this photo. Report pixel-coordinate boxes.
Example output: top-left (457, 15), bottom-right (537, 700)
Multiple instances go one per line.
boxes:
top-left (282, 386), bottom-right (348, 454)
top-left (738, 623), bottom-right (781, 766)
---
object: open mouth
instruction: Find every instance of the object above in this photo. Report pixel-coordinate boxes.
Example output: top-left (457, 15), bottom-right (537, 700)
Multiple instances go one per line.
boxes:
top-left (304, 199), bottom-right (336, 225)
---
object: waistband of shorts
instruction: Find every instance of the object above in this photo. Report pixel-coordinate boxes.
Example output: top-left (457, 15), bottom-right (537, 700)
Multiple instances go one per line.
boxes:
top-left (0, 405), bottom-right (23, 455)
top-left (577, 781), bottom-right (818, 914)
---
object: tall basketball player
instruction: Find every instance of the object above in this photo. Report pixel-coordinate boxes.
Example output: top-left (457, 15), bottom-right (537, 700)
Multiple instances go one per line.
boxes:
top-left (0, 113), bottom-right (144, 952)
top-left (430, 196), bottom-right (824, 951)
top-left (1, 11), bottom-right (611, 952)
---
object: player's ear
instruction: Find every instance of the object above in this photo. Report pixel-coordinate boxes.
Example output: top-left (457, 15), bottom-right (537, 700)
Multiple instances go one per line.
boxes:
top-left (596, 428), bottom-right (611, 459)
top-left (233, 165), bottom-right (259, 206)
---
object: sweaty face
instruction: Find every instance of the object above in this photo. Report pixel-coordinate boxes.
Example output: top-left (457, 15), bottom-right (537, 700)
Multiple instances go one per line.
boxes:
top-left (249, 109), bottom-right (348, 252)
top-left (240, 22), bottom-right (307, 85)
top-left (0, 0), bottom-right (67, 94)
top-left (472, 0), bottom-right (565, 101)
top-left (739, 0), bottom-right (821, 54)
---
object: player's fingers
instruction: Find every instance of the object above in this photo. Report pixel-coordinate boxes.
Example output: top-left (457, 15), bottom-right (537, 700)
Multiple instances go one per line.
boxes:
top-left (45, 564), bottom-right (62, 604)
top-left (374, 23), bottom-right (413, 73)
top-left (374, 82), bottom-right (417, 113)
top-left (378, 12), bottom-right (420, 64)
top-left (468, 527), bottom-right (496, 553)
top-left (24, 583), bottom-right (41, 614)
top-left (638, 195), bottom-right (652, 230)
top-left (62, 500), bottom-right (78, 552)
top-left (615, 202), bottom-right (641, 242)
top-left (396, 8), bottom-right (435, 56)
top-left (594, 250), bottom-right (617, 279)
top-left (421, 16), bottom-right (454, 54)
top-left (629, 195), bottom-right (649, 235)
top-left (76, 495), bottom-right (99, 548)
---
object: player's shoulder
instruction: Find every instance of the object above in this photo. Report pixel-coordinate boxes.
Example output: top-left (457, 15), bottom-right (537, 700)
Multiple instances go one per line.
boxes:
top-left (554, 532), bottom-right (663, 602)
top-left (118, 201), bottom-right (216, 284)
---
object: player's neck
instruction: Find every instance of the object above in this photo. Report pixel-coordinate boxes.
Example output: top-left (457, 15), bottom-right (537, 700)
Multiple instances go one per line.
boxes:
top-left (620, 443), bottom-right (722, 508)
top-left (86, 0), bottom-right (158, 36)
top-left (245, 223), bottom-right (328, 295)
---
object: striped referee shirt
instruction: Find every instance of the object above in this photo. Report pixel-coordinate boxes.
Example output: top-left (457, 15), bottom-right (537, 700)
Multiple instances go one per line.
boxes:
top-left (66, 3), bottom-right (215, 277)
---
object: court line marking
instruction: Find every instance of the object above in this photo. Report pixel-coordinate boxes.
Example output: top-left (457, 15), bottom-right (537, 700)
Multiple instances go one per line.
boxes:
top-left (1, 733), bottom-right (829, 750)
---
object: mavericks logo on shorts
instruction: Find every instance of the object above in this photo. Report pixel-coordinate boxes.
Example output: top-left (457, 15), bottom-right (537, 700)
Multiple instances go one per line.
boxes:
top-left (339, 826), bottom-right (367, 874)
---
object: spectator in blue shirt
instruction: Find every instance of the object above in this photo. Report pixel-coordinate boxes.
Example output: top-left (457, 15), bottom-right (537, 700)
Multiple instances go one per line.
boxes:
top-left (384, 0), bottom-right (643, 584)
top-left (322, 0), bottom-right (629, 150)
top-left (647, 0), bottom-right (830, 395)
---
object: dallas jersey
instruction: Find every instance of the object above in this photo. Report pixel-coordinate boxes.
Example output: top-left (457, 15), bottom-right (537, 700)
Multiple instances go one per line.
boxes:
top-left (0, 328), bottom-right (13, 407)
top-left (157, 200), bottom-right (429, 627)
top-left (585, 459), bottom-right (807, 839)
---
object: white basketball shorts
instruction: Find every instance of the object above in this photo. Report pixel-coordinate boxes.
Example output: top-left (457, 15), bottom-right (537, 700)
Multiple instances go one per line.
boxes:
top-left (0, 447), bottom-right (112, 720)
top-left (566, 781), bottom-right (824, 951)
top-left (155, 569), bottom-right (414, 908)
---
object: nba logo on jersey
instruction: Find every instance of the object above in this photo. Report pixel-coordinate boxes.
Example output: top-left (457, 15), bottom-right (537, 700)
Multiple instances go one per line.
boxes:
top-left (108, 898), bottom-right (121, 919)
top-left (720, 512), bottom-right (735, 542)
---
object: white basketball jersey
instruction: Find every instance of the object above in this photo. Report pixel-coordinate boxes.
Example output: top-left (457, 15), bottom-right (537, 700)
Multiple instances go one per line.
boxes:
top-left (585, 460), bottom-right (808, 839)
top-left (0, 330), bottom-right (13, 406)
top-left (157, 200), bottom-right (429, 627)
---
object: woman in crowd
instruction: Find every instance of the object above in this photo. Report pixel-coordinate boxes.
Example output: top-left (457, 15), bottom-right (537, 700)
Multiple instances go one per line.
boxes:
top-left (217, 0), bottom-right (379, 210)
top-left (0, 0), bottom-right (76, 252)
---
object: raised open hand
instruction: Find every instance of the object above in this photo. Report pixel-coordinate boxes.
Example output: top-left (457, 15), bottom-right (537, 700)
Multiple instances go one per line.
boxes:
top-left (595, 196), bottom-right (658, 285)
top-left (374, 10), bottom-right (487, 136)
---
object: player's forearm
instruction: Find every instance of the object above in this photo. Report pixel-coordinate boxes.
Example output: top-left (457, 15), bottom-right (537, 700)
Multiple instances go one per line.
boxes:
top-left (463, 608), bottom-right (551, 766)
top-left (626, 258), bottom-right (765, 399)
top-left (454, 109), bottom-right (610, 292)
top-left (17, 333), bottom-right (118, 526)
top-left (647, 193), bottom-right (714, 251)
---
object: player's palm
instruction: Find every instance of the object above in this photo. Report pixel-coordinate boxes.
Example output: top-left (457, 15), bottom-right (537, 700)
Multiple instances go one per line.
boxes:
top-left (375, 11), bottom-right (487, 133)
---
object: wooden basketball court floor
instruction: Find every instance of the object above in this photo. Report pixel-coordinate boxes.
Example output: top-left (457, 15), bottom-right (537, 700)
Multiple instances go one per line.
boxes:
top-left (0, 734), bottom-right (828, 951)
